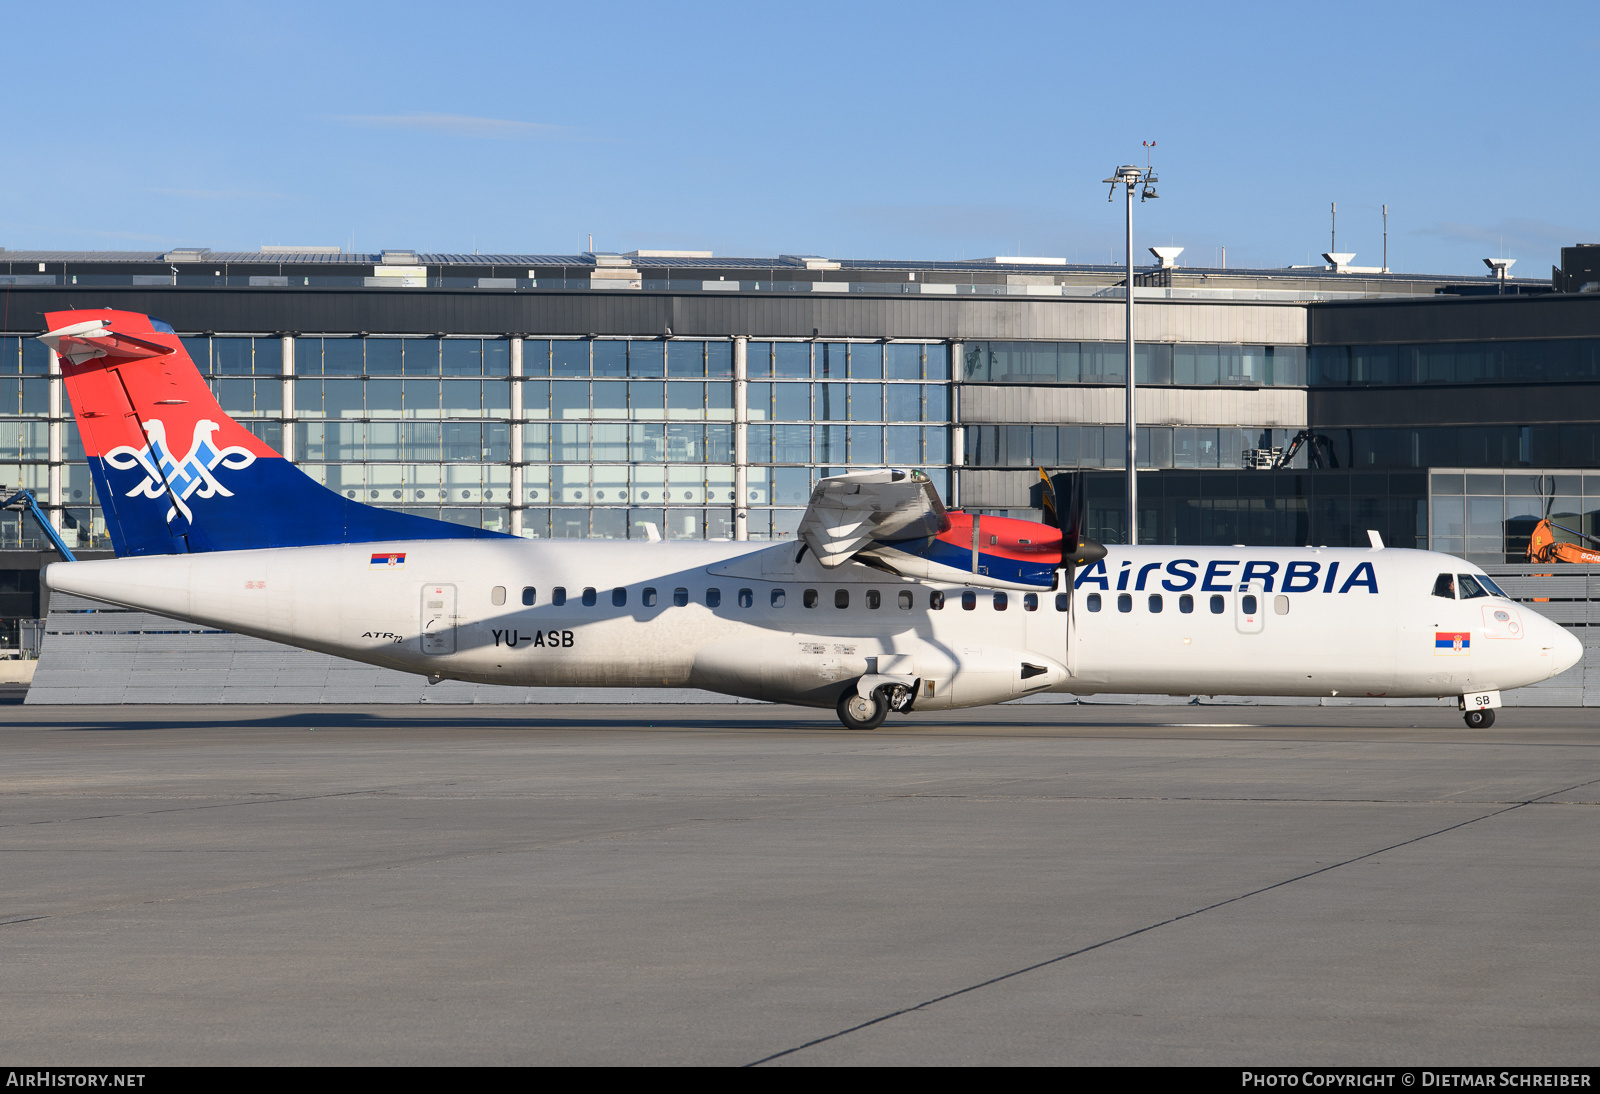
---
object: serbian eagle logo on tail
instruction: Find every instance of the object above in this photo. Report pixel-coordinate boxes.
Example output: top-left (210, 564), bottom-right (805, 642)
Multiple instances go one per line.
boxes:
top-left (104, 418), bottom-right (257, 524)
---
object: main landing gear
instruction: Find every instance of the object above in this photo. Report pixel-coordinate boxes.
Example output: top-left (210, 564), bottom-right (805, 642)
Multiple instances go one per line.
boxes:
top-left (837, 689), bottom-right (890, 731)
top-left (836, 682), bottom-right (917, 730)
top-left (1464, 708), bottom-right (1495, 729)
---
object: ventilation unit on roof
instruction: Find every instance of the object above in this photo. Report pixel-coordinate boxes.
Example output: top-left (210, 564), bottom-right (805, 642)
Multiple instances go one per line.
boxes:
top-left (781, 255), bottom-right (840, 270)
top-left (380, 250), bottom-right (418, 265)
top-left (163, 248), bottom-right (211, 262)
top-left (1322, 252), bottom-right (1384, 274)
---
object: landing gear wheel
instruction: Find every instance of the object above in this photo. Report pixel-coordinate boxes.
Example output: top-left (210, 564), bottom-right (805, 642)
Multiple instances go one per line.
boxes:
top-left (837, 688), bottom-right (890, 731)
top-left (1464, 708), bottom-right (1496, 729)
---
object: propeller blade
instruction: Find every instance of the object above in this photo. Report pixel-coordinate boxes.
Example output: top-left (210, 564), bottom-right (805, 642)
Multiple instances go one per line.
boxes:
top-left (1037, 467), bottom-right (1061, 529)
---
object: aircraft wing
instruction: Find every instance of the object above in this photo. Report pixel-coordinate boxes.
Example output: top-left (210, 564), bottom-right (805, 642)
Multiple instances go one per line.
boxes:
top-left (798, 469), bottom-right (950, 568)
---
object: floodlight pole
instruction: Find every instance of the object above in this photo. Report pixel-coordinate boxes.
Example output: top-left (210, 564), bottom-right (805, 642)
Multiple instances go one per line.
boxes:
top-left (1124, 176), bottom-right (1136, 545)
top-left (1105, 163), bottom-right (1152, 544)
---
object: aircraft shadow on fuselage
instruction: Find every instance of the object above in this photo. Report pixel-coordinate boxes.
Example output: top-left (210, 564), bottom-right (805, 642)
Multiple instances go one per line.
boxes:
top-left (457, 548), bottom-right (980, 684)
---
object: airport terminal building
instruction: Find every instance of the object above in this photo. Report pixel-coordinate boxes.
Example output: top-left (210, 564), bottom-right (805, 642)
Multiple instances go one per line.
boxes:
top-left (3, 243), bottom-right (1599, 700)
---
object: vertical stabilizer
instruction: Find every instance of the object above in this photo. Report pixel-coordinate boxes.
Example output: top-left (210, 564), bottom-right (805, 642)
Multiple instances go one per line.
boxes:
top-left (41, 309), bottom-right (511, 556)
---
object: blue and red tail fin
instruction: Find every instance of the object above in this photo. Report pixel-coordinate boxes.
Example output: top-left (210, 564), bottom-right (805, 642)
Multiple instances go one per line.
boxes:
top-left (41, 308), bottom-right (511, 557)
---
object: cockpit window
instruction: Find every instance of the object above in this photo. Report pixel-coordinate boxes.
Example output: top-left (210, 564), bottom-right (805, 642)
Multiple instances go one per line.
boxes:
top-left (1457, 574), bottom-right (1491, 600)
top-left (1477, 575), bottom-right (1508, 598)
top-left (1432, 573), bottom-right (1456, 599)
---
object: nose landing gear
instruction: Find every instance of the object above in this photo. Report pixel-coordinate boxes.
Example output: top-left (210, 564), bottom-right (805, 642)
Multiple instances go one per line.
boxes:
top-left (1461, 691), bottom-right (1501, 729)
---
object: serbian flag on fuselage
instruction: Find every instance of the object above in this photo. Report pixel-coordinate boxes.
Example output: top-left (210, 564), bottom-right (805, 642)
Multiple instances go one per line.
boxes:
top-left (1435, 631), bottom-right (1470, 655)
top-left (370, 552), bottom-right (406, 569)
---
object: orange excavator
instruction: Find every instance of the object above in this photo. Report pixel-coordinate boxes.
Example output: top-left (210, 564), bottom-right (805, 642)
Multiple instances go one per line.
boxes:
top-left (1527, 518), bottom-right (1600, 564)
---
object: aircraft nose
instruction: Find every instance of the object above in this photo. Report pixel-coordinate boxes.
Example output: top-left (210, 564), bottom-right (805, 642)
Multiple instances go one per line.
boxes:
top-left (1549, 622), bottom-right (1584, 678)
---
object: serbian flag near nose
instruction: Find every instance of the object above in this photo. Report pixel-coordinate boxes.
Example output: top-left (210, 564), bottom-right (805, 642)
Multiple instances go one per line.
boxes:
top-left (370, 552), bottom-right (406, 568)
top-left (1436, 631), bottom-right (1471, 654)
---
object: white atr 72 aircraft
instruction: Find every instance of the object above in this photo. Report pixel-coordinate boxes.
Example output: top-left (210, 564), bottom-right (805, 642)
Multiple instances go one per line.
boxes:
top-left (37, 309), bottom-right (1583, 729)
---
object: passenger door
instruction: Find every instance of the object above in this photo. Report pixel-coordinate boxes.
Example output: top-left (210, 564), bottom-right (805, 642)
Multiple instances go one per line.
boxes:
top-left (421, 583), bottom-right (457, 654)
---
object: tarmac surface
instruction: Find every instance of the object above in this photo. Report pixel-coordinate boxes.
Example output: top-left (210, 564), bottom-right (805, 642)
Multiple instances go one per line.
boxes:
top-left (1, 703), bottom-right (1597, 1067)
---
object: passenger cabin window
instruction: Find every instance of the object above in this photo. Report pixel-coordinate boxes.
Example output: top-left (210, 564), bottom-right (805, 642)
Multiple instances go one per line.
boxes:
top-left (1458, 574), bottom-right (1492, 600)
top-left (673, 587), bottom-right (688, 607)
top-left (898, 591), bottom-right (913, 610)
top-left (930, 591), bottom-right (945, 610)
top-left (581, 587), bottom-right (597, 607)
top-left (1432, 573), bottom-right (1456, 599)
top-left (1180, 594), bottom-right (1194, 613)
top-left (642, 588), bottom-right (657, 607)
top-left (738, 588), bottom-right (753, 608)
top-left (993, 592), bottom-right (1008, 611)
top-left (1241, 594), bottom-right (1258, 615)
top-left (1209, 594), bottom-right (1225, 614)
top-left (706, 588), bottom-right (721, 608)
top-left (1274, 595), bottom-right (1290, 615)
top-left (804, 589), bottom-right (818, 608)
top-left (491, 586), bottom-right (506, 606)
top-left (612, 587), bottom-right (627, 607)
top-left (771, 589), bottom-right (786, 608)
top-left (835, 589), bottom-right (849, 609)
top-left (961, 591), bottom-right (977, 611)
top-left (1117, 593), bottom-right (1132, 613)
top-left (521, 587), bottom-right (536, 606)
top-left (1086, 592), bottom-right (1102, 612)
top-left (866, 590), bottom-right (881, 610)
top-left (552, 587), bottom-right (567, 606)
top-left (1023, 593), bottom-right (1038, 612)
top-left (1148, 594), bottom-right (1162, 613)
top-left (1055, 593), bottom-right (1070, 611)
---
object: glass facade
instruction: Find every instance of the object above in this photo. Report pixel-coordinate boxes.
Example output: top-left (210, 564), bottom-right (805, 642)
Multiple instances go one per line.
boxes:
top-left (1099, 470), bottom-right (1426, 549)
top-left (4, 321), bottom-right (1596, 561)
top-left (963, 341), bottom-right (1307, 386)
top-left (965, 424), bottom-right (1308, 470)
top-left (0, 333), bottom-right (952, 549)
top-left (1428, 469), bottom-right (1600, 564)
top-left (1331, 424), bottom-right (1600, 471)
top-left (525, 339), bottom-right (951, 539)
top-left (1311, 339), bottom-right (1600, 387)
top-left (980, 470), bottom-right (1427, 550)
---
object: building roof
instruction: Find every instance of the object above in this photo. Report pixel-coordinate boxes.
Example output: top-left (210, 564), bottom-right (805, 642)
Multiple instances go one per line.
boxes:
top-left (0, 247), bottom-right (1548, 284)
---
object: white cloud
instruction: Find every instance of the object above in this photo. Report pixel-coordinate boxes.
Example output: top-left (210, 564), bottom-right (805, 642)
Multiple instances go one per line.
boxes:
top-left (1415, 217), bottom-right (1597, 255)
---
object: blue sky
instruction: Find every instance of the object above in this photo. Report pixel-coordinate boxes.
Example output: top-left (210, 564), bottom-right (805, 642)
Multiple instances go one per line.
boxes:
top-left (4, 0), bottom-right (1596, 276)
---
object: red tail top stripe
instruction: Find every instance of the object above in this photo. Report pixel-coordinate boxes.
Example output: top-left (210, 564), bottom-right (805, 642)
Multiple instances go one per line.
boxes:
top-left (44, 309), bottom-right (279, 461)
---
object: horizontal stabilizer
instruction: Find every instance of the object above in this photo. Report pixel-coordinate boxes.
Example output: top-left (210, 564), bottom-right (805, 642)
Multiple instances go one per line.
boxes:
top-left (41, 319), bottom-right (174, 365)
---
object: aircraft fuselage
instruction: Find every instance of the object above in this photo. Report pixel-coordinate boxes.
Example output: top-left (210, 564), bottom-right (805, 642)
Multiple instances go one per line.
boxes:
top-left (45, 539), bottom-right (1580, 711)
